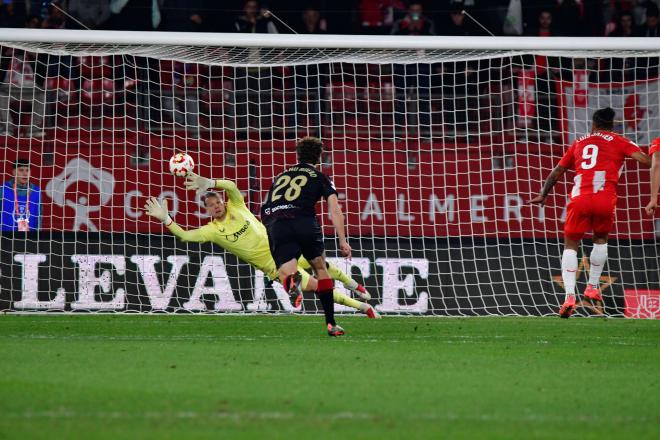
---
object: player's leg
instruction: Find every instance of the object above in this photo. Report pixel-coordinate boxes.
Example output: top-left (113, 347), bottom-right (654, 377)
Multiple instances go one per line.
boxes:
top-left (267, 220), bottom-right (304, 304)
top-left (559, 236), bottom-right (580, 318)
top-left (560, 199), bottom-right (589, 318)
top-left (297, 216), bottom-right (344, 336)
top-left (300, 256), bottom-right (371, 301)
top-left (299, 269), bottom-right (380, 318)
top-left (308, 255), bottom-right (344, 335)
top-left (326, 262), bottom-right (371, 301)
top-left (584, 194), bottom-right (615, 303)
top-left (584, 234), bottom-right (607, 303)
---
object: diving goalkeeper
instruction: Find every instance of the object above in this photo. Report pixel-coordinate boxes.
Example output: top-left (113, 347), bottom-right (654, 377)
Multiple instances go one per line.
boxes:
top-left (144, 175), bottom-right (379, 318)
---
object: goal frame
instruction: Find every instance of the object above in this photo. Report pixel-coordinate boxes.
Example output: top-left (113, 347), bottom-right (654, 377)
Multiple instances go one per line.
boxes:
top-left (0, 29), bottom-right (658, 317)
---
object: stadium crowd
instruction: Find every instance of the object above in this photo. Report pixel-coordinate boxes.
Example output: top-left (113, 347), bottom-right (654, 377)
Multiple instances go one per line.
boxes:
top-left (0, 0), bottom-right (658, 139)
top-left (0, 0), bottom-right (658, 37)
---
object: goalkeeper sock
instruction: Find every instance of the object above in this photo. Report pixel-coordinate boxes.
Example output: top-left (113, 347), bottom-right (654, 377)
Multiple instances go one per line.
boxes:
top-left (326, 262), bottom-right (355, 288)
top-left (316, 278), bottom-right (336, 326)
top-left (561, 249), bottom-right (578, 301)
top-left (333, 289), bottom-right (362, 311)
top-left (588, 243), bottom-right (607, 287)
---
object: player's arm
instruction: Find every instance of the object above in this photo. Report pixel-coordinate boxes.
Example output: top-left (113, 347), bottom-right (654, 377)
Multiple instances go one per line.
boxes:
top-left (213, 179), bottom-right (245, 206)
top-left (327, 194), bottom-right (351, 258)
top-left (143, 197), bottom-right (209, 242)
top-left (529, 165), bottom-right (569, 206)
top-left (646, 151), bottom-right (660, 216)
top-left (185, 173), bottom-right (245, 206)
top-left (630, 151), bottom-right (651, 168)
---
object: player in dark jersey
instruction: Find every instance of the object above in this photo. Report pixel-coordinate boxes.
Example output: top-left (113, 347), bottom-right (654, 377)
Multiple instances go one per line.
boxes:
top-left (530, 108), bottom-right (651, 318)
top-left (261, 136), bottom-right (352, 336)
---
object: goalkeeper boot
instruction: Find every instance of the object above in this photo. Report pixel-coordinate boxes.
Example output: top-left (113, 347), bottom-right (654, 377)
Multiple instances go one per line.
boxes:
top-left (559, 296), bottom-right (576, 319)
top-left (351, 284), bottom-right (371, 301)
top-left (584, 285), bottom-right (603, 302)
top-left (327, 323), bottom-right (345, 337)
top-left (284, 272), bottom-right (303, 308)
top-left (365, 304), bottom-right (381, 319)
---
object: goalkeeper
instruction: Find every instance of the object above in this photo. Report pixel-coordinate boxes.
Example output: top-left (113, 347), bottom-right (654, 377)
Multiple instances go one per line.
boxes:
top-left (144, 174), bottom-right (379, 318)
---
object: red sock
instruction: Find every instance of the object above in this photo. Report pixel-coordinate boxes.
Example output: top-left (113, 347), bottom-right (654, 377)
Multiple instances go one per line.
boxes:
top-left (316, 278), bottom-right (335, 326)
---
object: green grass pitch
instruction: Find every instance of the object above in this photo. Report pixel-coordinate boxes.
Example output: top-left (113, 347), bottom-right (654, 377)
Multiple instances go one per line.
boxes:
top-left (1, 315), bottom-right (658, 439)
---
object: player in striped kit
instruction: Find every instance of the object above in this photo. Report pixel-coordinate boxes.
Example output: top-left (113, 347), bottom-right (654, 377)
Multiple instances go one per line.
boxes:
top-left (530, 107), bottom-right (651, 318)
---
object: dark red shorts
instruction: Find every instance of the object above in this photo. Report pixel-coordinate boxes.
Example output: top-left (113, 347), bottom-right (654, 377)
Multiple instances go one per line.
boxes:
top-left (564, 192), bottom-right (617, 241)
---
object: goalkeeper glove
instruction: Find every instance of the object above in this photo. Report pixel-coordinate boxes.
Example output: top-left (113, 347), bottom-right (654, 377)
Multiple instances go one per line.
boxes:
top-left (144, 197), bottom-right (173, 226)
top-left (185, 172), bottom-right (215, 194)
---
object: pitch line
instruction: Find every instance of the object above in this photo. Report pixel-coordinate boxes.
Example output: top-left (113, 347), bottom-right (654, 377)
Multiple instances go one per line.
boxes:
top-left (4, 409), bottom-right (656, 424)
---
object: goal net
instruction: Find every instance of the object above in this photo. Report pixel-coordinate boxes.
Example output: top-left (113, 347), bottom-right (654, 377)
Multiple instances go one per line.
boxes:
top-left (0, 30), bottom-right (658, 317)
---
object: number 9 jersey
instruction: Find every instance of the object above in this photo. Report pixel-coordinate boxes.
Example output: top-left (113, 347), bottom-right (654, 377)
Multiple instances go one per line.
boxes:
top-left (558, 130), bottom-right (641, 200)
top-left (261, 162), bottom-right (338, 226)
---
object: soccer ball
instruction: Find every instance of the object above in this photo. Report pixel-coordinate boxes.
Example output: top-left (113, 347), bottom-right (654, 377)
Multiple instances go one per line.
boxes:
top-left (169, 153), bottom-right (194, 177)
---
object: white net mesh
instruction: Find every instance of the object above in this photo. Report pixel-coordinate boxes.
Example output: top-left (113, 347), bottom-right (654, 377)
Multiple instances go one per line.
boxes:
top-left (0, 35), bottom-right (658, 316)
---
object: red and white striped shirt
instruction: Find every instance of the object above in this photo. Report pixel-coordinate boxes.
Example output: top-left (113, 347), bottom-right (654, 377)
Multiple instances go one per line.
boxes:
top-left (558, 131), bottom-right (641, 199)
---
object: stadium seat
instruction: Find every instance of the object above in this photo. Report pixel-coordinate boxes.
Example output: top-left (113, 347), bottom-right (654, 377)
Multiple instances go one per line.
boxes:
top-left (81, 78), bottom-right (116, 107)
top-left (78, 55), bottom-right (113, 79)
top-left (198, 78), bottom-right (233, 132)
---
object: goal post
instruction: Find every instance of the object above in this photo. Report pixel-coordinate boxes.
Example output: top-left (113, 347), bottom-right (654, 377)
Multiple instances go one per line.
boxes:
top-left (0, 29), bottom-right (658, 317)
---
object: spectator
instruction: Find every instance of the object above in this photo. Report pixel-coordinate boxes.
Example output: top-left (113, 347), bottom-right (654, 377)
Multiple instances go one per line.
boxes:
top-left (391, 2), bottom-right (434, 35)
top-left (391, 3), bottom-right (434, 134)
top-left (42, 0), bottom-right (67, 29)
top-left (436, 3), bottom-right (482, 36)
top-left (160, 0), bottom-right (204, 32)
top-left (67, 0), bottom-right (111, 29)
top-left (526, 9), bottom-right (554, 36)
top-left (29, 0), bottom-right (44, 19)
top-left (107, 0), bottom-right (162, 31)
top-left (358, 0), bottom-right (406, 34)
top-left (26, 14), bottom-right (41, 27)
top-left (0, 0), bottom-right (27, 28)
top-left (234, 0), bottom-right (278, 33)
top-left (1, 159), bottom-right (41, 232)
top-left (554, 0), bottom-right (586, 36)
top-left (160, 62), bottom-right (200, 138)
top-left (602, 0), bottom-right (637, 27)
top-left (0, 50), bottom-right (45, 137)
top-left (299, 7), bottom-right (326, 34)
top-left (608, 11), bottom-right (635, 36)
top-left (636, 3), bottom-right (660, 36)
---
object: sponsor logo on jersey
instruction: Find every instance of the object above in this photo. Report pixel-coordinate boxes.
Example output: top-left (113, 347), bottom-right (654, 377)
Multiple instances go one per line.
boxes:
top-left (221, 220), bottom-right (251, 243)
top-left (271, 204), bottom-right (295, 213)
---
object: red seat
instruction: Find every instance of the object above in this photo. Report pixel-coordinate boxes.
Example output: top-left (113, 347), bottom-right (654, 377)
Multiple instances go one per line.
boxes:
top-left (366, 80), bottom-right (394, 113)
top-left (81, 78), bottom-right (116, 106)
top-left (326, 82), bottom-right (358, 114)
top-left (46, 77), bottom-right (79, 129)
top-left (78, 55), bottom-right (113, 79)
top-left (199, 78), bottom-right (233, 130)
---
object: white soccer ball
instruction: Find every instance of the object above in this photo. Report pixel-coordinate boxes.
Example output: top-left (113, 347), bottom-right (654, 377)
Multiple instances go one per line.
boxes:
top-left (169, 153), bottom-right (195, 177)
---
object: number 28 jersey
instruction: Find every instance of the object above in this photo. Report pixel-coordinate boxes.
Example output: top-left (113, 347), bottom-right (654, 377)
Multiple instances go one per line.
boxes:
top-left (261, 162), bottom-right (338, 225)
top-left (558, 131), bottom-right (641, 200)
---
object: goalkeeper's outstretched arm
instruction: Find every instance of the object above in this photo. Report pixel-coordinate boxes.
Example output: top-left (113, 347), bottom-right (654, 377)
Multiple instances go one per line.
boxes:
top-left (185, 173), bottom-right (245, 206)
top-left (143, 196), bottom-right (209, 242)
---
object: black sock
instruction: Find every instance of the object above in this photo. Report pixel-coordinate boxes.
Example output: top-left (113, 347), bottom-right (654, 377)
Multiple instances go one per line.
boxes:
top-left (317, 291), bottom-right (336, 326)
top-left (315, 278), bottom-right (335, 326)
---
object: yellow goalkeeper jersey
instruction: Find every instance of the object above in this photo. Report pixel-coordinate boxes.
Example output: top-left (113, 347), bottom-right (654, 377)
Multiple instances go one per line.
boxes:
top-left (167, 179), bottom-right (279, 280)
